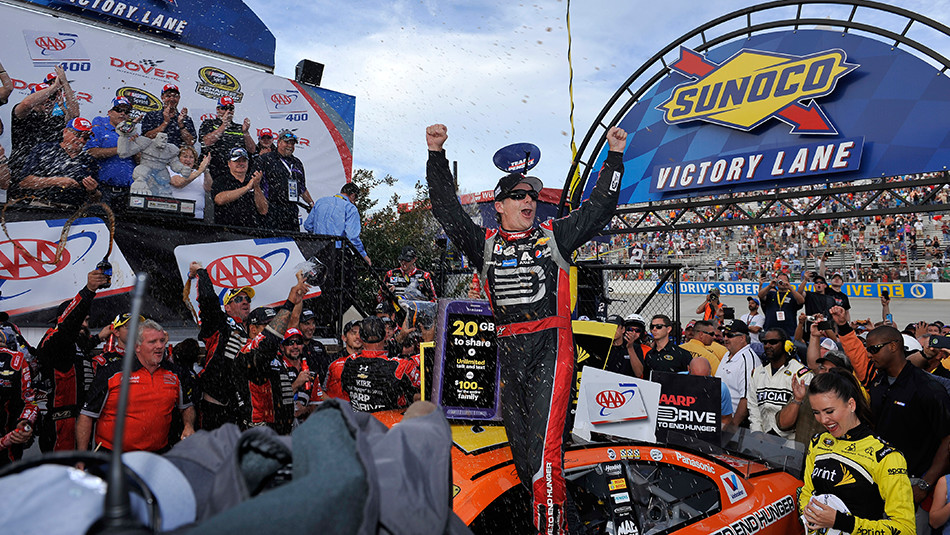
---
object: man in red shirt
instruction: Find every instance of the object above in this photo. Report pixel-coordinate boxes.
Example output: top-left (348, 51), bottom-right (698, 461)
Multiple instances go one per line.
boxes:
top-left (76, 320), bottom-right (195, 453)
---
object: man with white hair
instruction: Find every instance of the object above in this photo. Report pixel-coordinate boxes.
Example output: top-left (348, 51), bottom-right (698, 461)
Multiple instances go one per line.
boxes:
top-left (76, 320), bottom-right (195, 453)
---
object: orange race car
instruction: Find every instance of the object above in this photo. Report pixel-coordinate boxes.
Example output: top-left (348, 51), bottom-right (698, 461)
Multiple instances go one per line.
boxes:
top-left (375, 409), bottom-right (806, 535)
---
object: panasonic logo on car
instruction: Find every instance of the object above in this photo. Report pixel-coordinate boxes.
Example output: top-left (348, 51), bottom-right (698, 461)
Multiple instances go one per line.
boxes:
top-left (674, 451), bottom-right (716, 474)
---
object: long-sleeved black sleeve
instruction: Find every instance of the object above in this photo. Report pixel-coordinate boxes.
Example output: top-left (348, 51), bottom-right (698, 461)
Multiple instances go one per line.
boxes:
top-left (426, 150), bottom-right (487, 272)
top-left (196, 268), bottom-right (226, 340)
top-left (552, 151), bottom-right (624, 255)
top-left (37, 287), bottom-right (96, 372)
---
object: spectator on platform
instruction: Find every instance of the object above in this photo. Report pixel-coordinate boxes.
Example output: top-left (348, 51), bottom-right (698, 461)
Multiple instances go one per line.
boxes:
top-left (716, 320), bottom-right (758, 427)
top-left (8, 66), bottom-right (79, 173)
top-left (257, 129), bottom-right (312, 231)
top-left (211, 147), bottom-right (266, 227)
top-left (758, 272), bottom-right (804, 339)
top-left (12, 117), bottom-right (99, 207)
top-left (86, 97), bottom-right (135, 209)
top-left (295, 309), bottom-right (332, 390)
top-left (305, 182), bottom-right (371, 265)
top-left (200, 96), bottom-right (256, 186)
top-left (687, 356), bottom-right (733, 427)
top-left (141, 84), bottom-right (196, 149)
top-left (255, 128), bottom-right (275, 155)
top-left (168, 147), bottom-right (211, 219)
top-left (696, 288), bottom-right (724, 325)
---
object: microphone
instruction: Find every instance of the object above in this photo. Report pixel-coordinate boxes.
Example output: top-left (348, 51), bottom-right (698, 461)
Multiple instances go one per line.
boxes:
top-left (87, 273), bottom-right (151, 535)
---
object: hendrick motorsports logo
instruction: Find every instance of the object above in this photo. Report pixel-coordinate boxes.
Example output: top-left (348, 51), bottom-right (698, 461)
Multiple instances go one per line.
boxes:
top-left (196, 66), bottom-right (244, 102)
top-left (658, 47), bottom-right (858, 134)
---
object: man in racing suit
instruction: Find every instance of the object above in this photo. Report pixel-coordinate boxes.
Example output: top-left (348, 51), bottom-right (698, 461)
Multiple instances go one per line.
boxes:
top-left (189, 261), bottom-right (254, 430)
top-left (0, 339), bottom-right (38, 466)
top-left (235, 278), bottom-right (310, 434)
top-left (426, 123), bottom-right (627, 534)
top-left (379, 245), bottom-right (438, 303)
top-left (35, 268), bottom-right (109, 451)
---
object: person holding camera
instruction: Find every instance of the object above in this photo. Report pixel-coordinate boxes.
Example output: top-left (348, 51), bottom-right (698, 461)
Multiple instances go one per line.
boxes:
top-left (757, 272), bottom-right (805, 339)
top-left (800, 271), bottom-right (837, 327)
top-left (696, 288), bottom-right (725, 326)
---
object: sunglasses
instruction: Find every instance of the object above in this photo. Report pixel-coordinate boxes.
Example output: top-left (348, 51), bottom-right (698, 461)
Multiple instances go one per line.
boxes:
top-left (867, 340), bottom-right (897, 354)
top-left (218, 105), bottom-right (235, 111)
top-left (762, 339), bottom-right (783, 345)
top-left (506, 190), bottom-right (538, 201)
top-left (283, 339), bottom-right (304, 346)
top-left (696, 330), bottom-right (715, 336)
top-left (113, 107), bottom-right (132, 114)
top-left (650, 324), bottom-right (668, 330)
top-left (229, 295), bottom-right (251, 304)
top-left (626, 326), bottom-right (643, 332)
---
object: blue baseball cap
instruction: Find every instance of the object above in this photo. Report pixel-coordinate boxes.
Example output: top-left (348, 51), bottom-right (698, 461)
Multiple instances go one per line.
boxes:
top-left (229, 147), bottom-right (249, 161)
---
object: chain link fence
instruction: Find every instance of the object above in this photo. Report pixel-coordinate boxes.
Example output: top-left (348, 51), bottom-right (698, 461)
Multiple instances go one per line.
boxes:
top-left (576, 261), bottom-right (682, 334)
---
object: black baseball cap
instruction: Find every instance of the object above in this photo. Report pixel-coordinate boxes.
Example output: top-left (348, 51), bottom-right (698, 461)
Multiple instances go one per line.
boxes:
top-left (359, 316), bottom-right (385, 343)
top-left (494, 173), bottom-right (542, 201)
top-left (605, 314), bottom-right (624, 327)
top-left (247, 307), bottom-right (276, 326)
top-left (723, 320), bottom-right (749, 335)
top-left (398, 246), bottom-right (417, 262)
top-left (300, 309), bottom-right (315, 322)
top-left (342, 319), bottom-right (361, 335)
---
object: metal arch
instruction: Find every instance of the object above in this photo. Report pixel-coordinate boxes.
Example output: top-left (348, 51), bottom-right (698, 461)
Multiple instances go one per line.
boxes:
top-left (560, 0), bottom-right (950, 219)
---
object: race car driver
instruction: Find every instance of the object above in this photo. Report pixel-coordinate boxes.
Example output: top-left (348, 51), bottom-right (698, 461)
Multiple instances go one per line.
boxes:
top-left (425, 122), bottom-right (627, 535)
top-left (189, 260), bottom-right (254, 430)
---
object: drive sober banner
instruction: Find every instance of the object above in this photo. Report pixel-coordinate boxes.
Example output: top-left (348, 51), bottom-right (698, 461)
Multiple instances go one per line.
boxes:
top-left (432, 300), bottom-right (500, 421)
top-left (651, 371), bottom-right (721, 443)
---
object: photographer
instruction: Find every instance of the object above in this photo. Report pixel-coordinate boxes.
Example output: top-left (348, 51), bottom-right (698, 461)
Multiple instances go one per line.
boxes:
top-left (696, 288), bottom-right (724, 326)
top-left (757, 273), bottom-right (804, 339)
top-left (800, 271), bottom-right (837, 333)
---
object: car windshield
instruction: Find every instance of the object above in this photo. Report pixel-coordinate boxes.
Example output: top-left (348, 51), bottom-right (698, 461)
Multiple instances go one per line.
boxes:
top-left (661, 427), bottom-right (806, 480)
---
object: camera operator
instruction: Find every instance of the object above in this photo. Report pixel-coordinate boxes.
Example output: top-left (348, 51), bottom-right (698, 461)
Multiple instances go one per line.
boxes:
top-left (800, 271), bottom-right (837, 332)
top-left (757, 272), bottom-right (804, 340)
top-left (696, 288), bottom-right (724, 326)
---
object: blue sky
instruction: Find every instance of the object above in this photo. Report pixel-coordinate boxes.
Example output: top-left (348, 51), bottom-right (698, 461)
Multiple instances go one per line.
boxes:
top-left (243, 0), bottom-right (950, 207)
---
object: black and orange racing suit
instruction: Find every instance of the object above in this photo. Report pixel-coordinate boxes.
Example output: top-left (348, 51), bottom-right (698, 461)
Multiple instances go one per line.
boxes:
top-left (195, 268), bottom-right (248, 429)
top-left (0, 348), bottom-right (38, 466)
top-left (235, 323), bottom-right (297, 435)
top-left (799, 424), bottom-right (915, 535)
top-left (427, 148), bottom-right (623, 534)
top-left (35, 287), bottom-right (100, 451)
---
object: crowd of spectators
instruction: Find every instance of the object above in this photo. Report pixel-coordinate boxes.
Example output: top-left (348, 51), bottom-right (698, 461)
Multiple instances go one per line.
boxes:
top-left (0, 64), bottom-right (350, 236)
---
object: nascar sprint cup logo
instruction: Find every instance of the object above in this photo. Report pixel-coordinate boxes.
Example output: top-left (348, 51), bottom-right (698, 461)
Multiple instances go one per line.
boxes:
top-left (658, 47), bottom-right (857, 134)
top-left (116, 87), bottom-right (162, 118)
top-left (195, 66), bottom-right (244, 102)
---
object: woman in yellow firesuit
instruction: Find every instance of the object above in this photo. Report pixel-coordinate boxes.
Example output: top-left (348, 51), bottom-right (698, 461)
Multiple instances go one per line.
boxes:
top-left (799, 368), bottom-right (915, 535)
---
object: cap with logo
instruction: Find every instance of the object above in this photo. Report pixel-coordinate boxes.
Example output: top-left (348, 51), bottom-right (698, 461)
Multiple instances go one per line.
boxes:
top-left (111, 97), bottom-right (132, 111)
top-left (747, 296), bottom-right (759, 305)
top-left (162, 84), bottom-right (180, 94)
top-left (247, 306), bottom-right (276, 326)
top-left (819, 337), bottom-right (839, 352)
top-left (229, 147), bottom-right (249, 161)
top-left (112, 313), bottom-right (144, 330)
top-left (300, 309), bottom-right (316, 322)
top-left (342, 319), bottom-right (361, 335)
top-left (67, 117), bottom-right (92, 133)
top-left (494, 173), bottom-right (542, 202)
top-left (258, 127), bottom-right (274, 139)
top-left (282, 328), bottom-right (304, 343)
top-left (217, 96), bottom-right (235, 108)
top-left (223, 286), bottom-right (255, 305)
top-left (605, 314), bottom-right (625, 327)
top-left (30, 83), bottom-right (50, 94)
top-left (723, 320), bottom-right (749, 335)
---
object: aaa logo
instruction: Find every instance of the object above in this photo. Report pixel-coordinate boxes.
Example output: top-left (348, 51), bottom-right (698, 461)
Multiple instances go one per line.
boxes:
top-left (657, 47), bottom-right (858, 134)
